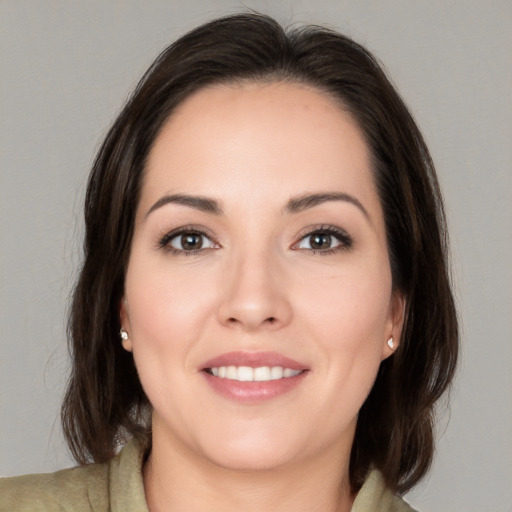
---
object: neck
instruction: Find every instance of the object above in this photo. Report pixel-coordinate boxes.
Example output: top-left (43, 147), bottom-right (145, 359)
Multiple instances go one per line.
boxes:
top-left (144, 425), bottom-right (355, 512)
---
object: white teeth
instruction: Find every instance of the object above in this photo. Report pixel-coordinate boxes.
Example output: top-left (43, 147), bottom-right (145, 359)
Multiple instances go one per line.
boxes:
top-left (271, 366), bottom-right (283, 379)
top-left (237, 366), bottom-right (253, 381)
top-left (254, 366), bottom-right (271, 381)
top-left (208, 366), bottom-right (302, 381)
top-left (226, 366), bottom-right (238, 379)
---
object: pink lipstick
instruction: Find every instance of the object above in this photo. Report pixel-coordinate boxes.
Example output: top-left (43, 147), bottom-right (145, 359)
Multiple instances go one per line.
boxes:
top-left (200, 351), bottom-right (309, 402)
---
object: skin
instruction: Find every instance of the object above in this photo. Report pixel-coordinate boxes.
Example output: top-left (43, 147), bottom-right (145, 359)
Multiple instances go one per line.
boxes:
top-left (120, 81), bottom-right (404, 512)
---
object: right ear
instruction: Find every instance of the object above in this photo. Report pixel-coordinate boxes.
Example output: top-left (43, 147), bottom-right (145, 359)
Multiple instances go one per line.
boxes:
top-left (119, 297), bottom-right (133, 352)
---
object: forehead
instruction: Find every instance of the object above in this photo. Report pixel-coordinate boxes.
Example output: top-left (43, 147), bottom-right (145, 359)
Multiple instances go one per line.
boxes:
top-left (141, 81), bottom-right (380, 221)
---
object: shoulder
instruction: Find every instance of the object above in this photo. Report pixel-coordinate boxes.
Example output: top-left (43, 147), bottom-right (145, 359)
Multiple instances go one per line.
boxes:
top-left (0, 462), bottom-right (109, 511)
top-left (352, 470), bottom-right (418, 512)
top-left (0, 439), bottom-right (147, 512)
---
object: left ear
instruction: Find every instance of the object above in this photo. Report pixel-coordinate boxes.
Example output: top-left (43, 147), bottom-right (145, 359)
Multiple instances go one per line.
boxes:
top-left (119, 296), bottom-right (134, 353)
top-left (381, 291), bottom-right (406, 360)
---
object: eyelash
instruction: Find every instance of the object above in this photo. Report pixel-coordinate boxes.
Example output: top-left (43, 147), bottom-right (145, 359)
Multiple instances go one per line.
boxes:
top-left (157, 224), bottom-right (353, 256)
top-left (292, 225), bottom-right (353, 255)
top-left (157, 225), bottom-right (218, 256)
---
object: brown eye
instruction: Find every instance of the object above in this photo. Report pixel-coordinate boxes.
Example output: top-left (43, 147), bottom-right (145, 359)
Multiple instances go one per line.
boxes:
top-left (298, 232), bottom-right (340, 251)
top-left (309, 233), bottom-right (332, 250)
top-left (168, 231), bottom-right (215, 252)
top-left (294, 227), bottom-right (353, 253)
top-left (180, 233), bottom-right (203, 250)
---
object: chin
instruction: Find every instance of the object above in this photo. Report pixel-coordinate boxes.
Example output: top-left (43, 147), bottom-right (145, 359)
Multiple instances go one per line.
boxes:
top-left (205, 445), bottom-right (296, 473)
top-left (194, 427), bottom-right (305, 472)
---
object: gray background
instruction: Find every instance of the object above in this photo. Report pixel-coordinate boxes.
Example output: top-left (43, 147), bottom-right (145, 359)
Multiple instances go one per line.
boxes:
top-left (1, 1), bottom-right (511, 510)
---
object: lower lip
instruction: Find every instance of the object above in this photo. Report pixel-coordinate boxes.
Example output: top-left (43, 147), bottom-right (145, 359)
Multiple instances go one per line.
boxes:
top-left (202, 371), bottom-right (308, 403)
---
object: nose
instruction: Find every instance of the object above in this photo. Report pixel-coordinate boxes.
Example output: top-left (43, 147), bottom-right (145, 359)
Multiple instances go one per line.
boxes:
top-left (217, 250), bottom-right (292, 332)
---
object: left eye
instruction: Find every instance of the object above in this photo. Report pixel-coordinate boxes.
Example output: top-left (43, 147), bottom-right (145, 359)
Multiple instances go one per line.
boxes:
top-left (297, 233), bottom-right (340, 250)
top-left (295, 229), bottom-right (351, 252)
top-left (168, 232), bottom-right (216, 252)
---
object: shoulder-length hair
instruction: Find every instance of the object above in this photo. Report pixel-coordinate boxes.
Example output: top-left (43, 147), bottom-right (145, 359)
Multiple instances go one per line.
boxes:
top-left (62, 13), bottom-right (458, 495)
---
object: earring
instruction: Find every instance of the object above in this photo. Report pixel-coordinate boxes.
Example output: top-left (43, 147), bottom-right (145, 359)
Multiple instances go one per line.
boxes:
top-left (120, 328), bottom-right (129, 340)
top-left (387, 337), bottom-right (394, 350)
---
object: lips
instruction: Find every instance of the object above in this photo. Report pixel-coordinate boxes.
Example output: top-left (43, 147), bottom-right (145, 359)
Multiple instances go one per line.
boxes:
top-left (201, 351), bottom-right (306, 371)
top-left (200, 351), bottom-right (309, 402)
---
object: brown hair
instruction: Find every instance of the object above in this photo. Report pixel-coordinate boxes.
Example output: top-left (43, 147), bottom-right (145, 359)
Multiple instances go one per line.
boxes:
top-left (62, 13), bottom-right (458, 494)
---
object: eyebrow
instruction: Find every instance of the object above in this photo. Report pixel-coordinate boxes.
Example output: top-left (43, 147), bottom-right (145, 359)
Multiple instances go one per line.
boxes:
top-left (145, 194), bottom-right (222, 218)
top-left (285, 192), bottom-right (369, 219)
top-left (145, 191), bottom-right (369, 220)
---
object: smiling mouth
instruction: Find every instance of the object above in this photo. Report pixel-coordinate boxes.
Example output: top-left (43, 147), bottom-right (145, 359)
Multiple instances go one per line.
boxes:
top-left (204, 366), bottom-right (304, 382)
top-left (201, 353), bottom-right (308, 401)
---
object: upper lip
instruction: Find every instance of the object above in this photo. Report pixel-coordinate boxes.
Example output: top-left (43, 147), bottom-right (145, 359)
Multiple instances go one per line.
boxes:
top-left (201, 351), bottom-right (307, 371)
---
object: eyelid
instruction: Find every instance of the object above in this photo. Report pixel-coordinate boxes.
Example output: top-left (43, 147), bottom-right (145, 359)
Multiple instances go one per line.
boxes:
top-left (156, 223), bottom-right (351, 254)
top-left (291, 224), bottom-right (353, 253)
top-left (157, 224), bottom-right (220, 253)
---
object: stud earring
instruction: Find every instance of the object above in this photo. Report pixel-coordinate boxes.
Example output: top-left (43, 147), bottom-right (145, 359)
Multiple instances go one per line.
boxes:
top-left (120, 328), bottom-right (129, 340)
top-left (387, 337), bottom-right (394, 350)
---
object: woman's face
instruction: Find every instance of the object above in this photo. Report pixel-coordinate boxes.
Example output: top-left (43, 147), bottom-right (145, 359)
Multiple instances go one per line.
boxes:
top-left (121, 81), bottom-right (403, 471)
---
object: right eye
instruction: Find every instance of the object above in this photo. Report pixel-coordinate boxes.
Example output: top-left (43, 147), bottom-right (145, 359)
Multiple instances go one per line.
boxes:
top-left (159, 229), bottom-right (217, 254)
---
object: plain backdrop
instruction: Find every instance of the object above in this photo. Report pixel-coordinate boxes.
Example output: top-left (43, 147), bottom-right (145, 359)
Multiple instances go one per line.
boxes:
top-left (1, 1), bottom-right (511, 511)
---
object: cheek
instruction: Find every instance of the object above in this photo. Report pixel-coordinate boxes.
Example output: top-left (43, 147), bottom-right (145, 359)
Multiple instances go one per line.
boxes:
top-left (295, 261), bottom-right (392, 393)
top-left (280, 265), bottom-right (392, 449)
top-left (123, 254), bottom-right (218, 361)
top-left (123, 259), bottom-right (218, 417)
top-left (298, 262), bottom-right (392, 345)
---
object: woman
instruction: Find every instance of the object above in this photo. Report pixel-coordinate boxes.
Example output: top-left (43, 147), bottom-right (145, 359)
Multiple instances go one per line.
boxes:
top-left (0, 13), bottom-right (458, 512)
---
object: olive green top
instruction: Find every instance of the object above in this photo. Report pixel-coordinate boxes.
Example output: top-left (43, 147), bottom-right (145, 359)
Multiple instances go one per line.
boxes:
top-left (0, 439), bottom-right (417, 511)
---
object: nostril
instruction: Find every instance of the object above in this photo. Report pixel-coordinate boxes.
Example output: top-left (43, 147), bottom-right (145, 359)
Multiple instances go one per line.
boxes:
top-left (226, 316), bottom-right (276, 327)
